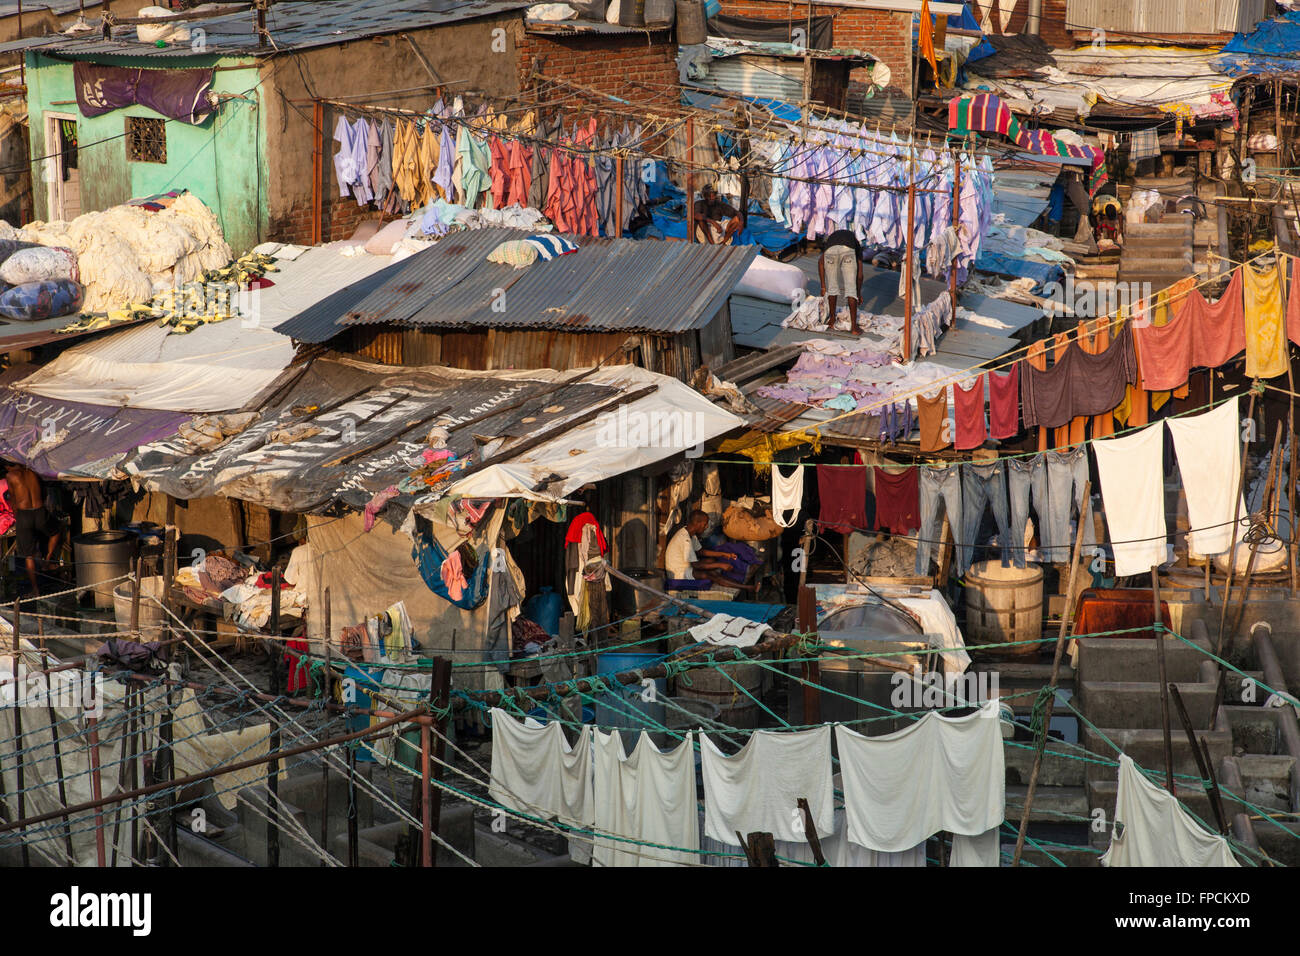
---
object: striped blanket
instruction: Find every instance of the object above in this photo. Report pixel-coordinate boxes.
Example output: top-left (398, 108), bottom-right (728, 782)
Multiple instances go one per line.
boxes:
top-left (949, 93), bottom-right (1109, 195)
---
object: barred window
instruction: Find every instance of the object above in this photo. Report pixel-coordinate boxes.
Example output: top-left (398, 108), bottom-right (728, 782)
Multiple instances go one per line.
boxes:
top-left (126, 116), bottom-right (166, 163)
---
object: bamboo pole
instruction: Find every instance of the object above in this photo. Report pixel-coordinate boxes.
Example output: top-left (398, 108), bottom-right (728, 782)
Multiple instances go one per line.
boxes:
top-left (1152, 566), bottom-right (1174, 792)
top-left (1215, 389), bottom-right (1257, 653)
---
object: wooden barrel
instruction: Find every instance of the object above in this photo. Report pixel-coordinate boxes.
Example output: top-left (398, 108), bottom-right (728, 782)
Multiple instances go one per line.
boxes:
top-left (676, 658), bottom-right (764, 729)
top-left (964, 561), bottom-right (1044, 658)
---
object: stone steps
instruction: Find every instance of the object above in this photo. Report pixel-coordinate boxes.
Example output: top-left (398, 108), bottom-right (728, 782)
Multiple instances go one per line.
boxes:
top-left (1075, 636), bottom-right (1209, 684)
top-left (1081, 726), bottom-right (1233, 783)
top-left (1077, 680), bottom-right (1217, 728)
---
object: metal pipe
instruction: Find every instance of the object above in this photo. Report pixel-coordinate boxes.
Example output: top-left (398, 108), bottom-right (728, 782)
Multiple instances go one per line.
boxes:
top-left (87, 715), bottom-right (107, 867)
top-left (1024, 0), bottom-right (1042, 37)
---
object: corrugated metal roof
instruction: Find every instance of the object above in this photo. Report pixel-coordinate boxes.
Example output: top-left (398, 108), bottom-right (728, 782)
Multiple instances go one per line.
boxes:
top-left (0, 0), bottom-right (532, 59)
top-left (276, 229), bottom-right (757, 343)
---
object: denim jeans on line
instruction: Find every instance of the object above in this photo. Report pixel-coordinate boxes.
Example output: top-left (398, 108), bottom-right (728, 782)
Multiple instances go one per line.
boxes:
top-left (960, 460), bottom-right (1011, 575)
top-left (1042, 445), bottom-right (1096, 562)
top-left (1006, 454), bottom-right (1047, 570)
top-left (916, 465), bottom-right (962, 575)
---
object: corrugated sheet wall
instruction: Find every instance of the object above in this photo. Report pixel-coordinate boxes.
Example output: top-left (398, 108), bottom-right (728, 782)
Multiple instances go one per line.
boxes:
top-left (1065, 0), bottom-right (1271, 34)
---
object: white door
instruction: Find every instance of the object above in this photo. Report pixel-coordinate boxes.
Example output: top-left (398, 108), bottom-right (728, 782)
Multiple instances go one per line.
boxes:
top-left (43, 111), bottom-right (80, 220)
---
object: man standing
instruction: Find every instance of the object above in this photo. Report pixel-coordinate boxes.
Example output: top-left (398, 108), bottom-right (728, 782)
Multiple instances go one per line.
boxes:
top-left (3, 460), bottom-right (60, 597)
top-left (819, 228), bottom-right (864, 334)
top-left (665, 510), bottom-right (736, 585)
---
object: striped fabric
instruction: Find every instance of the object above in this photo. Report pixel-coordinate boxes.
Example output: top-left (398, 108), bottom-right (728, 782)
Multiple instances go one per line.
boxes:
top-left (949, 93), bottom-right (1109, 196)
top-left (523, 234), bottom-right (579, 260)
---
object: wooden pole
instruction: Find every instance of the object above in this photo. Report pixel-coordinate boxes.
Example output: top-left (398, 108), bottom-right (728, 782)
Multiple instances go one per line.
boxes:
top-left (11, 600), bottom-right (27, 866)
top-left (949, 154), bottom-right (961, 307)
top-left (130, 552), bottom-right (142, 638)
top-left (797, 586), bottom-right (820, 725)
top-left (420, 722), bottom-right (433, 867)
top-left (1215, 390), bottom-right (1257, 653)
top-left (1169, 683), bottom-right (1227, 833)
top-left (428, 656), bottom-right (452, 867)
top-left (740, 831), bottom-right (778, 866)
top-left (347, 744), bottom-right (359, 868)
top-left (312, 99), bottom-right (323, 246)
top-left (904, 177), bottom-right (917, 360)
top-left (614, 155), bottom-right (624, 238)
top-left (42, 650), bottom-right (75, 864)
top-left (1152, 566), bottom-right (1174, 793)
top-left (1012, 480), bottom-right (1091, 865)
top-left (686, 119), bottom-right (696, 243)
top-left (796, 797), bottom-right (825, 866)
top-left (266, 566), bottom-right (282, 868)
top-left (1288, 346), bottom-right (1298, 596)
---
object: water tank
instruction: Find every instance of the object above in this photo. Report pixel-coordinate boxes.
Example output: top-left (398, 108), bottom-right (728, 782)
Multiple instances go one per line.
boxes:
top-left (644, 0), bottom-right (675, 28)
top-left (74, 530), bottom-right (136, 610)
top-left (676, 0), bottom-right (707, 44)
top-left (788, 600), bottom-right (927, 728)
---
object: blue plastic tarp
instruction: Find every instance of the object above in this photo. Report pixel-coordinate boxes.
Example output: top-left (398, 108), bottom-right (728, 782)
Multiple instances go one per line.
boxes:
top-left (637, 165), bottom-right (803, 255)
top-left (947, 1), bottom-right (980, 31)
top-left (680, 600), bottom-right (785, 623)
top-left (1215, 10), bottom-right (1300, 76)
top-left (973, 251), bottom-right (1064, 292)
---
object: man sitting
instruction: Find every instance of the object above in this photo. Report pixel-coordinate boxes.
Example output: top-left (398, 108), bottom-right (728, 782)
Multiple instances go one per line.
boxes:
top-left (693, 186), bottom-right (742, 244)
top-left (665, 509), bottom-right (737, 587)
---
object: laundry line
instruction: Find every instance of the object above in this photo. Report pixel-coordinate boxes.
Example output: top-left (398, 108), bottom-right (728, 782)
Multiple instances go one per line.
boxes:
top-left (760, 247), bottom-right (1280, 442)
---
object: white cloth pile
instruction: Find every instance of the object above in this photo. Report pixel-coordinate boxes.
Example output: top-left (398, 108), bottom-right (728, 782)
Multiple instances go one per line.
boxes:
top-left (2, 193), bottom-right (232, 312)
top-left (688, 611), bottom-right (772, 648)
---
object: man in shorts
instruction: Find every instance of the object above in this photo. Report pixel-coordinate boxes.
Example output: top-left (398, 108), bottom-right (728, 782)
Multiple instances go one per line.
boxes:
top-left (4, 460), bottom-right (61, 596)
top-left (819, 229), bottom-right (864, 334)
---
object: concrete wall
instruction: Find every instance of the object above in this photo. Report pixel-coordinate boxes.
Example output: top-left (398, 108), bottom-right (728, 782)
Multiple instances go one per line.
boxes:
top-left (716, 0), bottom-right (910, 93)
top-left (261, 13), bottom-right (526, 245)
top-left (24, 52), bottom-right (267, 252)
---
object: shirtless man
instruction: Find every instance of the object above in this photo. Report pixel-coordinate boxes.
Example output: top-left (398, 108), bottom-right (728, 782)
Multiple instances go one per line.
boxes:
top-left (3, 461), bottom-right (60, 596)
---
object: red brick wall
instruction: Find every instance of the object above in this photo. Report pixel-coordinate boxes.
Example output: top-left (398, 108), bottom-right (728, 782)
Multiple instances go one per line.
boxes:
top-left (271, 198), bottom-right (389, 246)
top-left (516, 30), bottom-right (680, 106)
top-left (998, 0), bottom-right (1072, 50)
top-left (715, 1), bottom-right (910, 93)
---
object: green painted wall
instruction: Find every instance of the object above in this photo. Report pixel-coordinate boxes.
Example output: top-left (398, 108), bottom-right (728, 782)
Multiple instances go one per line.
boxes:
top-left (24, 52), bottom-right (269, 254)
